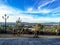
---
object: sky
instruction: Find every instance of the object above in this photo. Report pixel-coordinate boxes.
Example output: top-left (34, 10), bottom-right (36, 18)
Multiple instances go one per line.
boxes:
top-left (0, 0), bottom-right (60, 23)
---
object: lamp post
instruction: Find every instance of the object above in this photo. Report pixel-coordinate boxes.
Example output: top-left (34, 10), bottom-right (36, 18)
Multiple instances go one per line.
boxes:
top-left (2, 14), bottom-right (9, 33)
top-left (16, 17), bottom-right (21, 24)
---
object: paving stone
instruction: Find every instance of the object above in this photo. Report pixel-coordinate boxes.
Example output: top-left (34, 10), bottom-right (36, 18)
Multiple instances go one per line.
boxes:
top-left (0, 38), bottom-right (60, 45)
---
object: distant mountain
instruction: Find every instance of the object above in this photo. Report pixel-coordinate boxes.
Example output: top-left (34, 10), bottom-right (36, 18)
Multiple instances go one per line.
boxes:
top-left (0, 22), bottom-right (16, 25)
top-left (0, 22), bottom-right (59, 25)
top-left (41, 22), bottom-right (59, 25)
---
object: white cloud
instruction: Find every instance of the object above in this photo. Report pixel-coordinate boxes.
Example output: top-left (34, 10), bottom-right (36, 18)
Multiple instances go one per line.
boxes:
top-left (27, 8), bottom-right (33, 11)
top-left (47, 7), bottom-right (60, 16)
top-left (0, 5), bottom-right (16, 15)
top-left (34, 17), bottom-right (60, 23)
top-left (51, 7), bottom-right (60, 14)
top-left (0, 5), bottom-right (34, 22)
top-left (26, 8), bottom-right (51, 14)
top-left (39, 9), bottom-right (51, 13)
top-left (38, 0), bottom-right (55, 9)
top-left (0, 4), bottom-right (60, 23)
top-left (25, 0), bottom-right (57, 14)
top-left (27, 2), bottom-right (53, 14)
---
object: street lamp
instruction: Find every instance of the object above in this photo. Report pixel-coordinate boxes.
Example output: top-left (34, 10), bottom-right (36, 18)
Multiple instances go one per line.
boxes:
top-left (16, 17), bottom-right (21, 24)
top-left (2, 14), bottom-right (9, 33)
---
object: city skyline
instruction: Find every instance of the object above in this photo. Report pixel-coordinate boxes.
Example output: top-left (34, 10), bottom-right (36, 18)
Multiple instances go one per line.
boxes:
top-left (0, 0), bottom-right (60, 23)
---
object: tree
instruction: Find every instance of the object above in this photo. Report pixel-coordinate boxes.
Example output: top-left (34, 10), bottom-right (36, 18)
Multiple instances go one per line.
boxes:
top-left (50, 28), bottom-right (56, 32)
top-left (56, 24), bottom-right (60, 35)
top-left (6, 25), bottom-right (13, 34)
top-left (57, 24), bottom-right (60, 30)
top-left (14, 17), bottom-right (24, 36)
top-left (0, 25), bottom-right (3, 33)
top-left (33, 23), bottom-right (44, 38)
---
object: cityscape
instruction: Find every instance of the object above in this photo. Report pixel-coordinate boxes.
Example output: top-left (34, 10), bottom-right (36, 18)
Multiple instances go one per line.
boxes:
top-left (0, 0), bottom-right (60, 45)
top-left (0, 14), bottom-right (60, 35)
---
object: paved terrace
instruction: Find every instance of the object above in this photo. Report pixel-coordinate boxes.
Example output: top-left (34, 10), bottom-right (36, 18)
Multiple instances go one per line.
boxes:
top-left (0, 34), bottom-right (60, 45)
top-left (0, 34), bottom-right (60, 38)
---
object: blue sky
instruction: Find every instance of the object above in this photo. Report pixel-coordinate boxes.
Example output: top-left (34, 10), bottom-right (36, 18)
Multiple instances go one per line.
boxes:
top-left (0, 0), bottom-right (60, 23)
